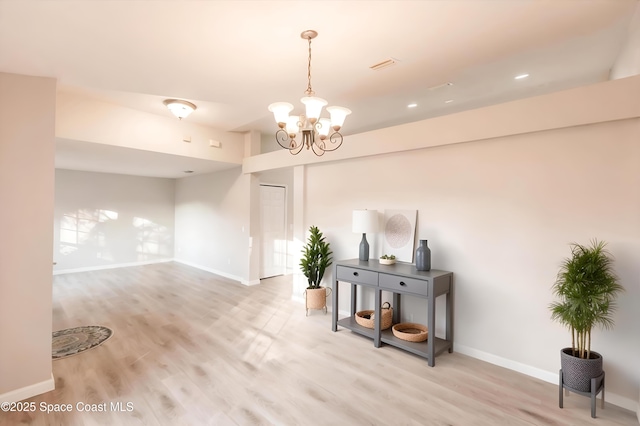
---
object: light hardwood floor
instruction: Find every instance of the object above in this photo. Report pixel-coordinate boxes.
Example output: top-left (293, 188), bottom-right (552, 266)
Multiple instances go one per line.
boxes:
top-left (1, 262), bottom-right (636, 425)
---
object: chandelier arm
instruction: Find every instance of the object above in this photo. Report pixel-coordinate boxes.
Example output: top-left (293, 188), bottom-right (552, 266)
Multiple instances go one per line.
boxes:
top-left (311, 139), bottom-right (326, 157)
top-left (289, 140), bottom-right (304, 155)
top-left (275, 129), bottom-right (291, 150)
top-left (320, 132), bottom-right (344, 151)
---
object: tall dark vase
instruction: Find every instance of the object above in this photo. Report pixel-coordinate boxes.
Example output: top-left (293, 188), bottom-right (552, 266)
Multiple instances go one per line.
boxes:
top-left (415, 239), bottom-right (431, 271)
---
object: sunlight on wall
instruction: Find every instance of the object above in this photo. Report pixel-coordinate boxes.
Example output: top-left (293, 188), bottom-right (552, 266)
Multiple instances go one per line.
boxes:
top-left (285, 239), bottom-right (296, 273)
top-left (57, 209), bottom-right (173, 266)
top-left (271, 238), bottom-right (288, 273)
top-left (133, 216), bottom-right (172, 261)
top-left (59, 209), bottom-right (118, 260)
top-left (292, 237), bottom-right (306, 299)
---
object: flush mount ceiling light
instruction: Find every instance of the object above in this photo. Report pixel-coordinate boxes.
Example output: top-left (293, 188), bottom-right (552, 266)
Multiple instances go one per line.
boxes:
top-left (163, 99), bottom-right (197, 120)
top-left (268, 30), bottom-right (351, 156)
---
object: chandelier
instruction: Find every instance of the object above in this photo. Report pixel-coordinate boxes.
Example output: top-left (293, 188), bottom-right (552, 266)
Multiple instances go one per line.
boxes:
top-left (268, 30), bottom-right (351, 156)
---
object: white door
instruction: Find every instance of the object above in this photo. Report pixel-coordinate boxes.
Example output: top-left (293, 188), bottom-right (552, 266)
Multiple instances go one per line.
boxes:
top-left (260, 185), bottom-right (287, 279)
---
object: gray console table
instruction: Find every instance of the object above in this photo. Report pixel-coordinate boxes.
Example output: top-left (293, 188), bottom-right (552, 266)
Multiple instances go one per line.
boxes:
top-left (331, 259), bottom-right (453, 367)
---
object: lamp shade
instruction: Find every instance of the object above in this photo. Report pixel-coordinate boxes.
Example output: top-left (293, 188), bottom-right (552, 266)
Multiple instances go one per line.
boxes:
top-left (301, 96), bottom-right (327, 122)
top-left (352, 210), bottom-right (378, 233)
top-left (317, 118), bottom-right (331, 138)
top-left (268, 102), bottom-right (294, 125)
top-left (286, 115), bottom-right (300, 135)
top-left (326, 106), bottom-right (352, 130)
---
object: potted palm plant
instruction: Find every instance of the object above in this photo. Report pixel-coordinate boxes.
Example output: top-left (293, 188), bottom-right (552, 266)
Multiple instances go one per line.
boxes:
top-left (300, 225), bottom-right (333, 316)
top-left (549, 240), bottom-right (623, 393)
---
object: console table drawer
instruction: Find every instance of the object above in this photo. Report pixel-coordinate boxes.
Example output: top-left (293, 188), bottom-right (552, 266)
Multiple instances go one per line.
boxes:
top-left (379, 274), bottom-right (428, 296)
top-left (336, 266), bottom-right (378, 286)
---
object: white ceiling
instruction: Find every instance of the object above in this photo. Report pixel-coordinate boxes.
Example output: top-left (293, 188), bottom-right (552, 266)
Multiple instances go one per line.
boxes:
top-left (0, 0), bottom-right (638, 178)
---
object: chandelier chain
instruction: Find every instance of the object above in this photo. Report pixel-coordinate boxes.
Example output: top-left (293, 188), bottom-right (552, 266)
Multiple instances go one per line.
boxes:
top-left (306, 36), bottom-right (314, 96)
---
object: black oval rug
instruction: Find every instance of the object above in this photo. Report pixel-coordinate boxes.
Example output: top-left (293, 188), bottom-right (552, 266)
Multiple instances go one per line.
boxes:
top-left (52, 325), bottom-right (113, 360)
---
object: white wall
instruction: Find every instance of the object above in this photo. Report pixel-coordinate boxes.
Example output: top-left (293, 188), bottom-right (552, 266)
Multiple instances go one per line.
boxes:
top-left (0, 72), bottom-right (56, 400)
top-left (174, 167), bottom-right (254, 284)
top-left (302, 117), bottom-right (640, 410)
top-left (611, 2), bottom-right (640, 80)
top-left (53, 169), bottom-right (175, 273)
top-left (56, 91), bottom-right (245, 164)
top-left (244, 75), bottom-right (640, 174)
top-left (245, 75), bottom-right (640, 410)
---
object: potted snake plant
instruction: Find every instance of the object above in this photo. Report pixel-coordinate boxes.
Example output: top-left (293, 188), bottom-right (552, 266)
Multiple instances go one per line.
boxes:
top-left (549, 240), bottom-right (623, 393)
top-left (300, 225), bottom-right (333, 316)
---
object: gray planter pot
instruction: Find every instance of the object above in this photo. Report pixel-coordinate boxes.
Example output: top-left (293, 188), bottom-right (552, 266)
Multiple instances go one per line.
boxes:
top-left (560, 347), bottom-right (603, 393)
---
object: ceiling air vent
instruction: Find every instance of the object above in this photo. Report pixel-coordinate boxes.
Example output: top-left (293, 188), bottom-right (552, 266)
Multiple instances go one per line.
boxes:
top-left (427, 82), bottom-right (453, 91)
top-left (369, 58), bottom-right (397, 71)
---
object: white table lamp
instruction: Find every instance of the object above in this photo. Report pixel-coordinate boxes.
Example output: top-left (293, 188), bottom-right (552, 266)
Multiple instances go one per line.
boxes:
top-left (352, 210), bottom-right (379, 261)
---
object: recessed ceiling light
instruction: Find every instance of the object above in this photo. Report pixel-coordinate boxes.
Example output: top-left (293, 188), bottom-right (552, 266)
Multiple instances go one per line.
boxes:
top-left (407, 103), bottom-right (418, 108)
top-left (515, 73), bottom-right (529, 80)
top-left (444, 99), bottom-right (454, 104)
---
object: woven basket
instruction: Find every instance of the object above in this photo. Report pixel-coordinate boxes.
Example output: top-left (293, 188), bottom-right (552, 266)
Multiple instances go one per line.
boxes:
top-left (355, 302), bottom-right (393, 330)
top-left (305, 287), bottom-right (327, 310)
top-left (392, 322), bottom-right (428, 342)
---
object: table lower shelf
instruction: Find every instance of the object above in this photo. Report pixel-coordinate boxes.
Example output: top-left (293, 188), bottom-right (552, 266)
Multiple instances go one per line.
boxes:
top-left (336, 317), bottom-right (376, 339)
top-left (336, 316), bottom-right (452, 361)
top-left (381, 329), bottom-right (451, 359)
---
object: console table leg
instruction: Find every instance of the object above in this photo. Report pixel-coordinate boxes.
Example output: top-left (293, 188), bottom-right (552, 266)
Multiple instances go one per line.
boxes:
top-left (373, 289), bottom-right (381, 348)
top-left (331, 277), bottom-right (339, 331)
top-left (392, 293), bottom-right (401, 324)
top-left (427, 297), bottom-right (435, 367)
top-left (446, 276), bottom-right (454, 353)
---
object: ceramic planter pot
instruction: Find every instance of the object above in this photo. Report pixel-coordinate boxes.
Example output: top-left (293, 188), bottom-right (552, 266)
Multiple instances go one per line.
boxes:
top-left (560, 347), bottom-right (603, 393)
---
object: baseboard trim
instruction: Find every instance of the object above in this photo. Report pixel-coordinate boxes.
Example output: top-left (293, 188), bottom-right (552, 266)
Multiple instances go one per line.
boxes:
top-left (455, 344), bottom-right (637, 412)
top-left (173, 259), bottom-right (255, 286)
top-left (53, 259), bottom-right (173, 275)
top-left (455, 344), bottom-right (557, 383)
top-left (0, 373), bottom-right (54, 403)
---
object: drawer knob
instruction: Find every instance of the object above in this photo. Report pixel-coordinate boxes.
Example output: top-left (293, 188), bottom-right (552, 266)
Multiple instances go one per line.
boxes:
top-left (353, 272), bottom-right (359, 276)
top-left (399, 281), bottom-right (407, 286)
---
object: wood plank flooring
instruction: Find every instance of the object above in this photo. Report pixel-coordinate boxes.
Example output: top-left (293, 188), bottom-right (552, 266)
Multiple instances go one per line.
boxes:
top-left (1, 262), bottom-right (636, 425)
